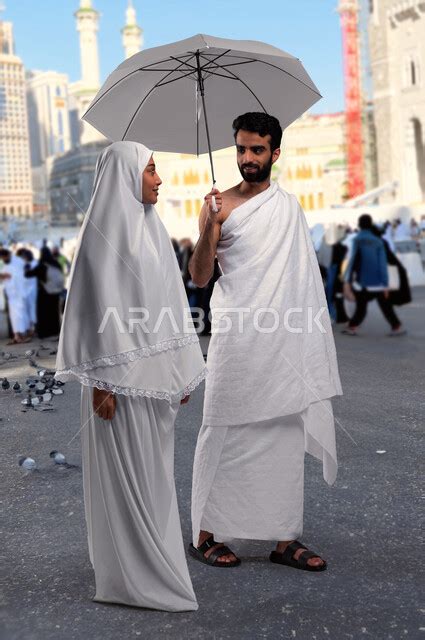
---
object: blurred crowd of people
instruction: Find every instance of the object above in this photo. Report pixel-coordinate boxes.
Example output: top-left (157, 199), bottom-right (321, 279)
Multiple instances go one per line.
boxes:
top-left (0, 214), bottom-right (421, 344)
top-left (316, 214), bottom-right (415, 337)
top-left (0, 240), bottom-right (70, 345)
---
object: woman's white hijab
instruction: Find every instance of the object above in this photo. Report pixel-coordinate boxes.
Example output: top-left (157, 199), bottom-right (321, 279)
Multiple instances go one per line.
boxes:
top-left (55, 141), bottom-right (206, 401)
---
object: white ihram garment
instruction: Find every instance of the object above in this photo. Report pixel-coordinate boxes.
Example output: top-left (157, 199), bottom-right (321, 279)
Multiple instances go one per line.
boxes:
top-left (192, 182), bottom-right (342, 545)
top-left (2, 254), bottom-right (27, 333)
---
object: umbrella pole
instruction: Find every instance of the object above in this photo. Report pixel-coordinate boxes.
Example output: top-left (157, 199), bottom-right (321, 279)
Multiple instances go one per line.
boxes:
top-left (196, 52), bottom-right (218, 211)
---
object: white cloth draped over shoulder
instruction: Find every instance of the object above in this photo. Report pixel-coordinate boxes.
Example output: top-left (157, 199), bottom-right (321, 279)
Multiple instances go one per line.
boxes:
top-left (203, 181), bottom-right (343, 484)
top-left (54, 141), bottom-right (206, 401)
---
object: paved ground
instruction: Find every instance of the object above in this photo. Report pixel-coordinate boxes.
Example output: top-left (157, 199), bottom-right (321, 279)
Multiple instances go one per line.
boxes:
top-left (1, 290), bottom-right (424, 640)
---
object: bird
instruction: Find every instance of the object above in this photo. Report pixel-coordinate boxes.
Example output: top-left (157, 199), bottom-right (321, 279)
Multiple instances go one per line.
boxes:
top-left (49, 450), bottom-right (66, 465)
top-left (21, 393), bottom-right (32, 406)
top-left (2, 378), bottom-right (10, 390)
top-left (12, 382), bottom-right (21, 392)
top-left (18, 456), bottom-right (37, 472)
top-left (49, 450), bottom-right (78, 469)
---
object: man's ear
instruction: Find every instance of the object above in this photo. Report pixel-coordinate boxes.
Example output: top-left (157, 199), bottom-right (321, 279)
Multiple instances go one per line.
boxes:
top-left (272, 148), bottom-right (281, 163)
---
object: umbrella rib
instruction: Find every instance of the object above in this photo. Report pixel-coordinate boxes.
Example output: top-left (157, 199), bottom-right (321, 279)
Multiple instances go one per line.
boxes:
top-left (121, 61), bottom-right (199, 139)
top-left (198, 54), bottom-right (268, 113)
top-left (83, 55), bottom-right (195, 118)
top-left (212, 53), bottom-right (321, 97)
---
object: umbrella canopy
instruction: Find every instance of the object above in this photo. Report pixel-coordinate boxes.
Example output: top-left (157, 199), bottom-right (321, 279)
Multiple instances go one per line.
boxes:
top-left (82, 33), bottom-right (322, 159)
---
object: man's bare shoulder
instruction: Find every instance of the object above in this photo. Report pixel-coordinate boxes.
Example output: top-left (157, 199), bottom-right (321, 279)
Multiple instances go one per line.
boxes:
top-left (220, 184), bottom-right (251, 221)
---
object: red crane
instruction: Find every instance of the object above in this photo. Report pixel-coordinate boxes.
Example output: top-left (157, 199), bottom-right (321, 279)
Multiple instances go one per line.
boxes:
top-left (338, 0), bottom-right (366, 198)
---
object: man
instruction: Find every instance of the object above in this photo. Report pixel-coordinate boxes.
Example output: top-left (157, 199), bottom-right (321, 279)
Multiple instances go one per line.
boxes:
top-left (0, 248), bottom-right (30, 344)
top-left (342, 213), bottom-right (406, 337)
top-left (188, 112), bottom-right (343, 571)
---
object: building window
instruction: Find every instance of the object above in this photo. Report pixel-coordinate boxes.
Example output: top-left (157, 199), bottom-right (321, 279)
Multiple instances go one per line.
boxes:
top-left (404, 54), bottom-right (421, 88)
top-left (58, 111), bottom-right (63, 136)
top-left (300, 195), bottom-right (306, 209)
top-left (308, 194), bottom-right (314, 210)
top-left (185, 200), bottom-right (193, 217)
top-left (318, 192), bottom-right (324, 208)
top-left (411, 60), bottom-right (417, 86)
top-left (56, 86), bottom-right (61, 97)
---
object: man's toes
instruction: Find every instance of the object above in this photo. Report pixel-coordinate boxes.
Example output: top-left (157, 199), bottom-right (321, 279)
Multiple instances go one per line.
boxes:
top-left (308, 557), bottom-right (324, 567)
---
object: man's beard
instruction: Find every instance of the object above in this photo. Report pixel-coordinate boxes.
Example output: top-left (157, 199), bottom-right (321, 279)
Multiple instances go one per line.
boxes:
top-left (238, 155), bottom-right (273, 183)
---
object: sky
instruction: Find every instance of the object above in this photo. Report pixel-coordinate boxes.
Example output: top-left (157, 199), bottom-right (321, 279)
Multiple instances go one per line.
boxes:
top-left (2, 0), bottom-right (346, 115)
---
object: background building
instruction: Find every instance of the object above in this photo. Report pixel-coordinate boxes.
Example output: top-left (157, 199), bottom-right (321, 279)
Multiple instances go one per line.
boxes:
top-left (69, 0), bottom-right (104, 146)
top-left (368, 0), bottom-right (425, 204)
top-left (279, 112), bottom-right (348, 211)
top-left (49, 140), bottom-right (109, 226)
top-left (26, 69), bottom-right (71, 216)
top-left (0, 18), bottom-right (33, 218)
top-left (121, 0), bottom-right (143, 59)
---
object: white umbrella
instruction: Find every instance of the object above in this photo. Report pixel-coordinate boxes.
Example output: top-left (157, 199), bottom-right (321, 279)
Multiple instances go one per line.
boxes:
top-left (82, 33), bottom-right (321, 187)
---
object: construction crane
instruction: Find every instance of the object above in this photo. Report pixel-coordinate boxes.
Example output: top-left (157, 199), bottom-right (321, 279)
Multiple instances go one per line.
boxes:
top-left (337, 0), bottom-right (366, 198)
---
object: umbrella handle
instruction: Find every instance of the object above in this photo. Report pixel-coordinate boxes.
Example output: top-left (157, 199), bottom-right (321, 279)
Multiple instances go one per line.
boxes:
top-left (211, 182), bottom-right (218, 213)
top-left (211, 195), bottom-right (218, 213)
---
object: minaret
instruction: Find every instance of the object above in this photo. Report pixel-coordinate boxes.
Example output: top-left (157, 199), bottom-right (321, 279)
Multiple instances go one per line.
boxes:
top-left (121, 0), bottom-right (143, 59)
top-left (74, 0), bottom-right (100, 89)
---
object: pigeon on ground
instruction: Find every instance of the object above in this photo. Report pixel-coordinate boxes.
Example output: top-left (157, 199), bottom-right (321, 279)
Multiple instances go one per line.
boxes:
top-left (18, 456), bottom-right (37, 472)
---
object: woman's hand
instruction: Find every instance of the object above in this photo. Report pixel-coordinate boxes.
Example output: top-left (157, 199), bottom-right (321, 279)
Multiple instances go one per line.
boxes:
top-left (180, 394), bottom-right (190, 405)
top-left (93, 387), bottom-right (117, 420)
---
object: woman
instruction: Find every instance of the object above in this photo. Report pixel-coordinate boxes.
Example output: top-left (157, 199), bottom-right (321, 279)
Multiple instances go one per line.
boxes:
top-left (24, 245), bottom-right (63, 339)
top-left (54, 141), bottom-right (207, 612)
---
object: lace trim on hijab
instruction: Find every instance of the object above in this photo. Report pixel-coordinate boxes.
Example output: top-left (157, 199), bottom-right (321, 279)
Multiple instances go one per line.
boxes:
top-left (55, 333), bottom-right (201, 376)
top-left (57, 366), bottom-right (208, 402)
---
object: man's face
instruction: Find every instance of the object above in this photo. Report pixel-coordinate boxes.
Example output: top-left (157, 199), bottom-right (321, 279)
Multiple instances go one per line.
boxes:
top-left (235, 130), bottom-right (280, 184)
top-left (141, 155), bottom-right (162, 205)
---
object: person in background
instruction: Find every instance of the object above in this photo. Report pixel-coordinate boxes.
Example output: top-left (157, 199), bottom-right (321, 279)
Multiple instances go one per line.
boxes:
top-left (318, 224), bottom-right (349, 324)
top-left (409, 218), bottom-right (420, 239)
top-left (24, 246), bottom-right (64, 339)
top-left (419, 214), bottom-right (425, 237)
top-left (342, 214), bottom-right (406, 337)
top-left (372, 225), bottom-right (412, 308)
top-left (51, 245), bottom-right (69, 315)
top-left (171, 238), bottom-right (182, 269)
top-left (180, 238), bottom-right (200, 310)
top-left (0, 247), bottom-right (29, 344)
top-left (16, 248), bottom-right (38, 340)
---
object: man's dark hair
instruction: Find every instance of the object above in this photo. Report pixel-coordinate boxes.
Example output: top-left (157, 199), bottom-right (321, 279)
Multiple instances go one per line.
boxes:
top-left (358, 213), bottom-right (373, 230)
top-left (232, 112), bottom-right (282, 152)
top-left (0, 248), bottom-right (10, 258)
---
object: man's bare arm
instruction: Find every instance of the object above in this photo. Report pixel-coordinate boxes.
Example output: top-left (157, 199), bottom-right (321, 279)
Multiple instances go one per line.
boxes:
top-left (189, 190), bottom-right (224, 288)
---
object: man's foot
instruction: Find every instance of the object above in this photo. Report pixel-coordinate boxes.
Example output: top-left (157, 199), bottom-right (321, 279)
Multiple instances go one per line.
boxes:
top-left (387, 326), bottom-right (407, 337)
top-left (197, 530), bottom-right (238, 565)
top-left (270, 539), bottom-right (327, 571)
top-left (189, 531), bottom-right (241, 568)
top-left (341, 326), bottom-right (358, 336)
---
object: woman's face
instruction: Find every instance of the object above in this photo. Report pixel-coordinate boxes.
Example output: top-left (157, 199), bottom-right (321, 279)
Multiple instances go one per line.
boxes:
top-left (141, 155), bottom-right (162, 204)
